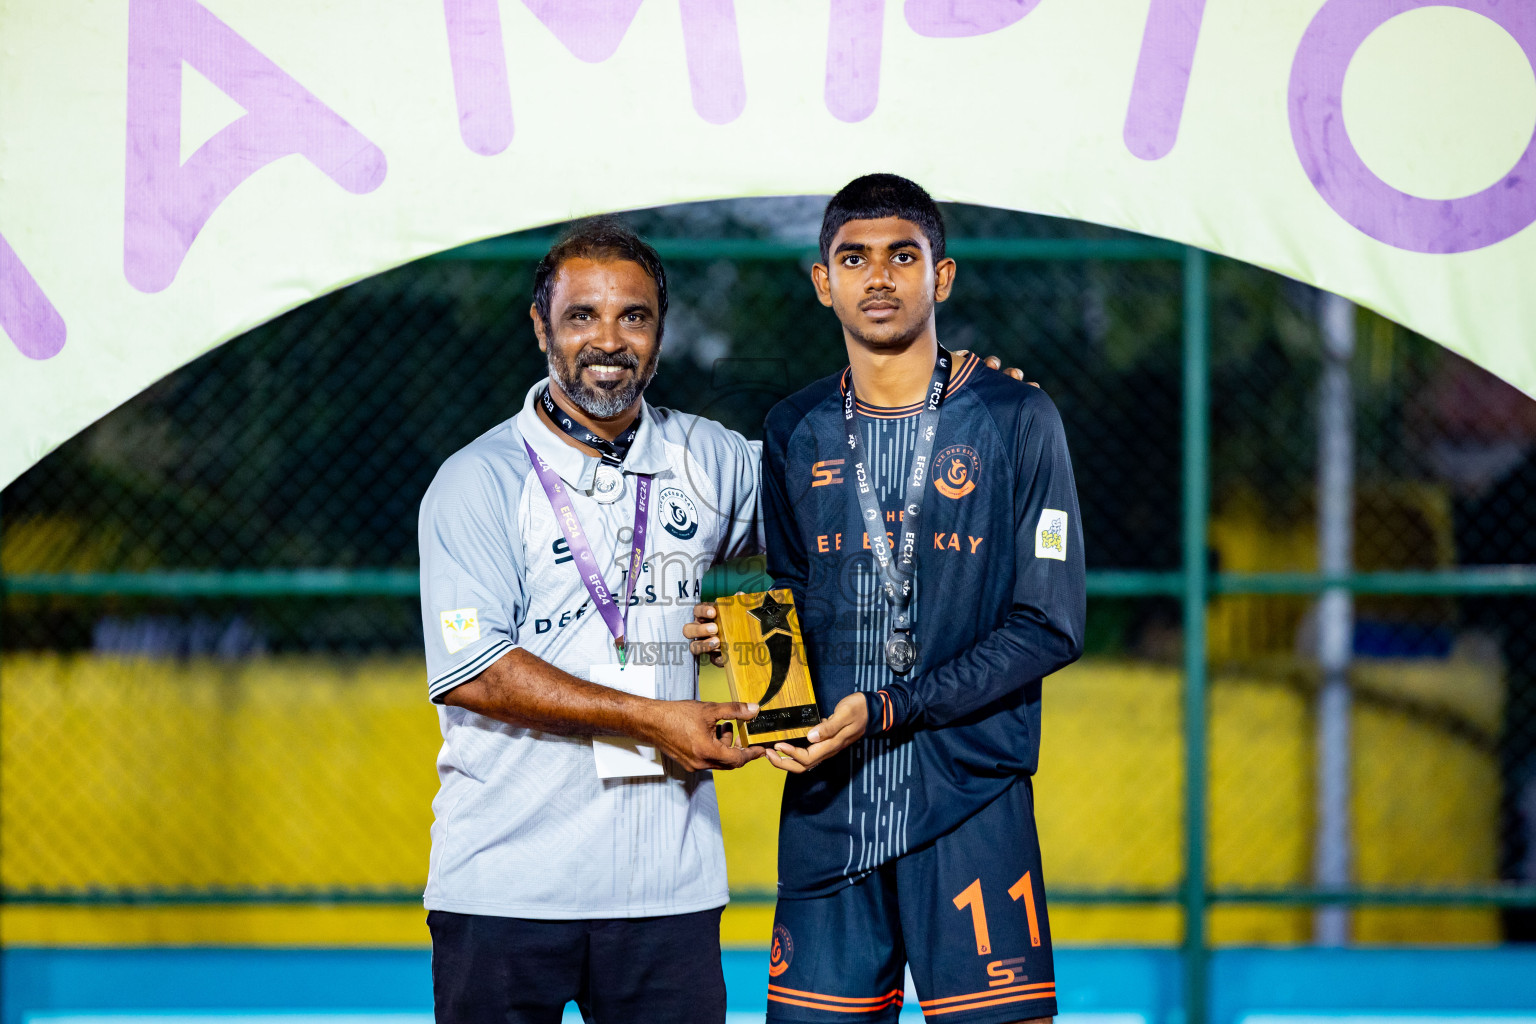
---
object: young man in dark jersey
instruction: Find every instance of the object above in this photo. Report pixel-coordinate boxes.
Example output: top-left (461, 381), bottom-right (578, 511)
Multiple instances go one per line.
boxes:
top-left (689, 174), bottom-right (1086, 1022)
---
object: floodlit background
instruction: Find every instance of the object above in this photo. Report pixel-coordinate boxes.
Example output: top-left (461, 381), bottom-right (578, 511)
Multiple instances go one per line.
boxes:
top-left (2, 199), bottom-right (1535, 1013)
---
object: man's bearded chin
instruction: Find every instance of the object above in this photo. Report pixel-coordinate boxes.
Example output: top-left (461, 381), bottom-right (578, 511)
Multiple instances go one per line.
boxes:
top-left (548, 346), bottom-right (660, 419)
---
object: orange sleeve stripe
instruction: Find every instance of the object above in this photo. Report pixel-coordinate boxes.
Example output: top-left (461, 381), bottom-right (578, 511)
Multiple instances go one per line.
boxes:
top-left (766, 992), bottom-right (904, 1014)
top-left (878, 691), bottom-right (892, 732)
top-left (919, 986), bottom-right (1055, 1016)
top-left (768, 984), bottom-right (904, 1005)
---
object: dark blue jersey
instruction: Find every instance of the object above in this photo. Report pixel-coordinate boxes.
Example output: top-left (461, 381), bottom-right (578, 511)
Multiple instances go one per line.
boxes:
top-left (763, 353), bottom-right (1087, 897)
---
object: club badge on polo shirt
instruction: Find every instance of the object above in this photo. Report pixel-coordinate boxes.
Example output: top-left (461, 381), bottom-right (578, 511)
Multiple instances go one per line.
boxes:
top-left (440, 608), bottom-right (481, 653)
top-left (1035, 510), bottom-right (1068, 560)
top-left (659, 487), bottom-right (698, 540)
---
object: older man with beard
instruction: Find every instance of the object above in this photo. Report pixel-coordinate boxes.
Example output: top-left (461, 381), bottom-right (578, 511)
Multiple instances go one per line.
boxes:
top-left (417, 218), bottom-right (766, 1024)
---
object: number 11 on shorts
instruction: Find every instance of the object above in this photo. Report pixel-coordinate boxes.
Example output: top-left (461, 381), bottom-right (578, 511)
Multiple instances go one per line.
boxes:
top-left (952, 871), bottom-right (1042, 957)
top-left (1008, 870), bottom-right (1043, 947)
top-left (952, 880), bottom-right (992, 955)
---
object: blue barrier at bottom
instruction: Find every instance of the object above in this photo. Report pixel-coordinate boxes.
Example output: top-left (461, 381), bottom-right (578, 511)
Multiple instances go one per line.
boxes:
top-left (3, 947), bottom-right (1533, 1024)
top-left (1208, 947), bottom-right (1536, 1021)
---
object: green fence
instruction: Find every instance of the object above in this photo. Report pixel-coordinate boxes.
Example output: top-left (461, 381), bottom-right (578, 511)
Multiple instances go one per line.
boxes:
top-left (5, 205), bottom-right (1536, 1021)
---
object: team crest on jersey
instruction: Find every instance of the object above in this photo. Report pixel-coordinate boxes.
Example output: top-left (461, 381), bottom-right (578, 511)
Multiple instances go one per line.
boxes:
top-left (769, 923), bottom-right (794, 977)
top-left (659, 486), bottom-right (699, 540)
top-left (1036, 509), bottom-right (1068, 560)
top-left (932, 445), bottom-right (979, 499)
top-left (439, 608), bottom-right (480, 653)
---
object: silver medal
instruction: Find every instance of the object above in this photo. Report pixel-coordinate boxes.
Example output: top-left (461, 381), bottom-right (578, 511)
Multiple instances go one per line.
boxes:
top-left (885, 632), bottom-right (917, 674)
top-left (592, 463), bottom-right (625, 504)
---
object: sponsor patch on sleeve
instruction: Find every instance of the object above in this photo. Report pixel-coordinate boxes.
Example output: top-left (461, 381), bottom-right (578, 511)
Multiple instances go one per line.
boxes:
top-left (1035, 509), bottom-right (1068, 560)
top-left (440, 608), bottom-right (481, 653)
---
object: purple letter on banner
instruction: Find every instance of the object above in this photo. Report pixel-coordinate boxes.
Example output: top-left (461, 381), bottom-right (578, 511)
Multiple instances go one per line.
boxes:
top-left (0, 232), bottom-right (66, 360)
top-left (1123, 0), bottom-right (1208, 161)
top-left (826, 0), bottom-right (885, 122)
top-left (447, 0), bottom-right (744, 151)
top-left (827, 0), bottom-right (1038, 122)
top-left (1290, 0), bottom-right (1536, 253)
top-left (524, 0), bottom-right (646, 62)
top-left (678, 0), bottom-right (746, 124)
top-left (905, 0), bottom-right (1040, 38)
top-left (445, 0), bottom-right (515, 155)
top-left (526, 0), bottom-right (745, 123)
top-left (124, 0), bottom-right (388, 293)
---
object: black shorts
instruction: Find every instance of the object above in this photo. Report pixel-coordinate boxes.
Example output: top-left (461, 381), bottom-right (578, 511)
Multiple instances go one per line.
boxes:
top-left (767, 779), bottom-right (1055, 1024)
top-left (428, 906), bottom-right (725, 1024)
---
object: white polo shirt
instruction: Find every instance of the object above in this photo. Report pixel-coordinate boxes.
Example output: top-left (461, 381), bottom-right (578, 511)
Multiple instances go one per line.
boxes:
top-left (418, 381), bottom-right (762, 919)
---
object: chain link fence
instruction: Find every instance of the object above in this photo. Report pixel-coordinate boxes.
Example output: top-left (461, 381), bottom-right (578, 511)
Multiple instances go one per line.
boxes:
top-left (3, 198), bottom-right (1534, 943)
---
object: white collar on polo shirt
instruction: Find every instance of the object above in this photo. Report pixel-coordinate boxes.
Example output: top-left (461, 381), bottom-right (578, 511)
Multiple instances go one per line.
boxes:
top-left (514, 379), bottom-right (671, 490)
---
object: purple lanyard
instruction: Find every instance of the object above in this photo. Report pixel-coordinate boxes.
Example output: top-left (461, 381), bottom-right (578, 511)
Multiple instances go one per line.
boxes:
top-left (524, 440), bottom-right (650, 661)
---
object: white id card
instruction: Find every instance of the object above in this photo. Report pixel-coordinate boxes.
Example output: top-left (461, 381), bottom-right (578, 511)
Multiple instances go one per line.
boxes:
top-left (590, 663), bottom-right (666, 779)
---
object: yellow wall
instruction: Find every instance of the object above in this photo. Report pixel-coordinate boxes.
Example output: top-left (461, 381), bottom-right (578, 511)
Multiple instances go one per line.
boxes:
top-left (0, 654), bottom-right (1500, 946)
top-left (1206, 484), bottom-right (1459, 661)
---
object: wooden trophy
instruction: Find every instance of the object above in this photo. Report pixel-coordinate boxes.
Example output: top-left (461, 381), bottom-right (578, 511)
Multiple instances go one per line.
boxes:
top-left (714, 589), bottom-right (821, 745)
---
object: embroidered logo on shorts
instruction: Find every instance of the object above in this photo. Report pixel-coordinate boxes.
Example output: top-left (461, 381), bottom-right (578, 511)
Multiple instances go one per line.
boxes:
top-left (439, 608), bottom-right (480, 653)
top-left (769, 923), bottom-right (794, 977)
top-left (1035, 509), bottom-right (1068, 560)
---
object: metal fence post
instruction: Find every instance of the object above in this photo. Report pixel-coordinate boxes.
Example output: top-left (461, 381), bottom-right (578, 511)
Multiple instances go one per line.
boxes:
top-left (1181, 246), bottom-right (1211, 1024)
top-left (1314, 293), bottom-right (1356, 944)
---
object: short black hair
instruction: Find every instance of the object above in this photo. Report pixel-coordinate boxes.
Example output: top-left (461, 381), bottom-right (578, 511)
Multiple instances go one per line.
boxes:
top-left (819, 173), bottom-right (947, 265)
top-left (532, 217), bottom-right (669, 341)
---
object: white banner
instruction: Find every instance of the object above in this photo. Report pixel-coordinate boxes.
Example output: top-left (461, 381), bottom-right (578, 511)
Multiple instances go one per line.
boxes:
top-left (3, 0), bottom-right (1535, 486)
